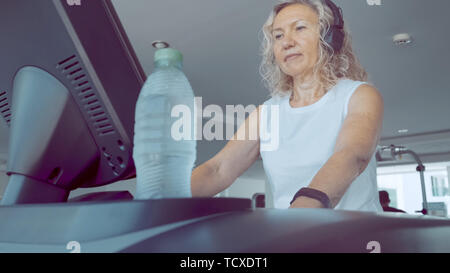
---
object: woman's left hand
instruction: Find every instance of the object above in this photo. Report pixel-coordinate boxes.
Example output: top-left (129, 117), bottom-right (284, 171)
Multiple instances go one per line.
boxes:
top-left (289, 196), bottom-right (325, 208)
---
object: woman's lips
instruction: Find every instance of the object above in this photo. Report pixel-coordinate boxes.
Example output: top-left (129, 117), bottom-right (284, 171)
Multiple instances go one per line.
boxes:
top-left (285, 54), bottom-right (302, 62)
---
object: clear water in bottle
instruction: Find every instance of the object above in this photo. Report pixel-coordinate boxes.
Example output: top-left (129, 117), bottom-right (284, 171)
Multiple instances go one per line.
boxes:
top-left (133, 44), bottom-right (196, 200)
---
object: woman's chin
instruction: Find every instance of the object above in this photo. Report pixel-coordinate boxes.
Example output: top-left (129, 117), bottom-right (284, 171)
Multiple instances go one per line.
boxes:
top-left (283, 70), bottom-right (307, 79)
top-left (281, 65), bottom-right (307, 77)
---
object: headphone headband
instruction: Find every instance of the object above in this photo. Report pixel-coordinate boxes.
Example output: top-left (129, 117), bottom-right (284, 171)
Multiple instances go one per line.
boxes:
top-left (323, 0), bottom-right (345, 52)
top-left (324, 0), bottom-right (344, 29)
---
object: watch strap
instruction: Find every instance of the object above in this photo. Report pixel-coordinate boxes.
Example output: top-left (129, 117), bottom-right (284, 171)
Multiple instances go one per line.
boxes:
top-left (290, 187), bottom-right (331, 208)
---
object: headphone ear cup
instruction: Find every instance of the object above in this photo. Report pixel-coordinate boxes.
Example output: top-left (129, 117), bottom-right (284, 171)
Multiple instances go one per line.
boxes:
top-left (324, 27), bottom-right (345, 53)
top-left (332, 28), bottom-right (345, 52)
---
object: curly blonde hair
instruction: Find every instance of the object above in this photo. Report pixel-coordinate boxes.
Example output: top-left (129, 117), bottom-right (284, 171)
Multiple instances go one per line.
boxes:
top-left (259, 0), bottom-right (368, 97)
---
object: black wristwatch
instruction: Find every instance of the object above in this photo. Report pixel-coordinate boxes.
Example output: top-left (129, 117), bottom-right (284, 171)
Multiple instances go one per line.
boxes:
top-left (290, 187), bottom-right (331, 208)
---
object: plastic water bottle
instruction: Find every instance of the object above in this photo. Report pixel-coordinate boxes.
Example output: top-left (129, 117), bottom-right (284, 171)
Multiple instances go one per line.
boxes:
top-left (133, 41), bottom-right (196, 200)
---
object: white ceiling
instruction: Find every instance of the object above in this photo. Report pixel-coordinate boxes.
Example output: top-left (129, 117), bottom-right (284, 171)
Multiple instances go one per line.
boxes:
top-left (1, 0), bottom-right (449, 167)
top-left (110, 0), bottom-right (450, 165)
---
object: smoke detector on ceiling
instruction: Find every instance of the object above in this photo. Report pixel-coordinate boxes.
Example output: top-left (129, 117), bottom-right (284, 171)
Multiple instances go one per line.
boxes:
top-left (393, 33), bottom-right (413, 46)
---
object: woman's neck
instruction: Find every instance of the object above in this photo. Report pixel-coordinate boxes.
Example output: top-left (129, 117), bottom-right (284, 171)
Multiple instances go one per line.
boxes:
top-left (290, 73), bottom-right (325, 105)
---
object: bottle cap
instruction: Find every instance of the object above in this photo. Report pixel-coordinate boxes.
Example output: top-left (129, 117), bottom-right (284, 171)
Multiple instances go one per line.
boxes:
top-left (152, 40), bottom-right (170, 49)
top-left (152, 41), bottom-right (183, 64)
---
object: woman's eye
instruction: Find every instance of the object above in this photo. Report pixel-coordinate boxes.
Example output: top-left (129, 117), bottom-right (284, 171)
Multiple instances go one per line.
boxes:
top-left (274, 34), bottom-right (283, 40)
top-left (296, 26), bottom-right (305, 31)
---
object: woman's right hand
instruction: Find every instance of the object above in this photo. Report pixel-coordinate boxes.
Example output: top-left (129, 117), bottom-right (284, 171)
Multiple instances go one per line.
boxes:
top-left (191, 106), bottom-right (261, 197)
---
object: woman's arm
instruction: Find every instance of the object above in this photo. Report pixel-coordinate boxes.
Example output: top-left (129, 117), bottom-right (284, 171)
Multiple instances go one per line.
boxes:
top-left (290, 84), bottom-right (384, 208)
top-left (191, 107), bottom-right (261, 197)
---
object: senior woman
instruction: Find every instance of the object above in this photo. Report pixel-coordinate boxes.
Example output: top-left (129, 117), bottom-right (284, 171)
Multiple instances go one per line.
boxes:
top-left (191, 0), bottom-right (384, 212)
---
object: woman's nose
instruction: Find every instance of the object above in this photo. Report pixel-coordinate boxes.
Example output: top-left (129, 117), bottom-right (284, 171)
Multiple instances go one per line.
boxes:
top-left (282, 33), bottom-right (295, 49)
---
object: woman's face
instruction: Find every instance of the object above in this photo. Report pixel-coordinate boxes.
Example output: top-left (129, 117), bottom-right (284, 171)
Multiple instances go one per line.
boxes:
top-left (272, 4), bottom-right (321, 79)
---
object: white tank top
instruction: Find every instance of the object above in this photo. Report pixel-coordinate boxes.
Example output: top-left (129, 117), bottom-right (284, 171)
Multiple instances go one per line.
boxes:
top-left (259, 78), bottom-right (382, 212)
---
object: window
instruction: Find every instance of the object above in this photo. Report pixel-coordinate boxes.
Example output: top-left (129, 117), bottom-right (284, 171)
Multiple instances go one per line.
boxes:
top-left (431, 176), bottom-right (449, 197)
top-left (377, 161), bottom-right (450, 216)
